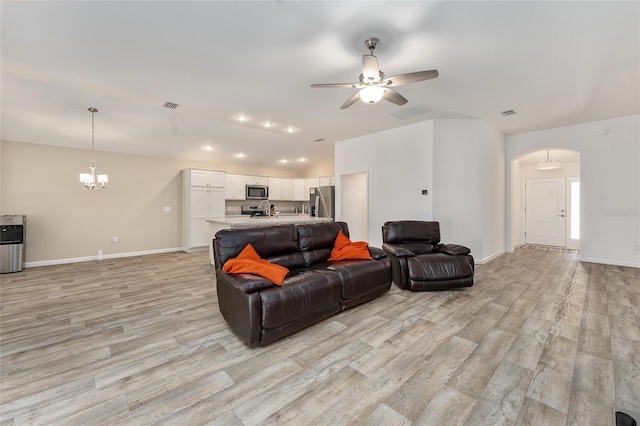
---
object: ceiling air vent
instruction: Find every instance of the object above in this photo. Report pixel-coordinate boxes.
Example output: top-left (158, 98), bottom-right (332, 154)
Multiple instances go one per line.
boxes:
top-left (163, 102), bottom-right (179, 109)
top-left (391, 105), bottom-right (432, 121)
top-left (501, 109), bottom-right (516, 116)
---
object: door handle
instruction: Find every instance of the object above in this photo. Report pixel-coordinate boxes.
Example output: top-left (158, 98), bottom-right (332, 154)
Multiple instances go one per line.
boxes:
top-left (558, 214), bottom-right (565, 217)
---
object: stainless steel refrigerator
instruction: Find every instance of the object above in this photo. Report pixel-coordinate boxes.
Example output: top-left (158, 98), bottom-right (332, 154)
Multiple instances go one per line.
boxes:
top-left (310, 186), bottom-right (335, 219)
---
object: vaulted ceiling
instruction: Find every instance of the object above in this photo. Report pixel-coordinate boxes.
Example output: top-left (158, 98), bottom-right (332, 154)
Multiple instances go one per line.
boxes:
top-left (1, 1), bottom-right (638, 172)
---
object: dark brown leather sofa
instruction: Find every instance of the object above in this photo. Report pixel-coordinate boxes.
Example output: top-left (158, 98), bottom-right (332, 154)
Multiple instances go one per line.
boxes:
top-left (213, 221), bottom-right (391, 346)
top-left (382, 220), bottom-right (474, 291)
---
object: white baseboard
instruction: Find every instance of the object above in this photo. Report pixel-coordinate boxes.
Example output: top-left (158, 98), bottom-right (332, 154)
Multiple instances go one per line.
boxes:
top-left (579, 256), bottom-right (640, 269)
top-left (476, 249), bottom-right (506, 265)
top-left (25, 247), bottom-right (185, 268)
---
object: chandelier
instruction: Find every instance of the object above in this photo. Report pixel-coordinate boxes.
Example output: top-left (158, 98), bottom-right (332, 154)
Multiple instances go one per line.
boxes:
top-left (537, 149), bottom-right (561, 170)
top-left (79, 107), bottom-right (108, 189)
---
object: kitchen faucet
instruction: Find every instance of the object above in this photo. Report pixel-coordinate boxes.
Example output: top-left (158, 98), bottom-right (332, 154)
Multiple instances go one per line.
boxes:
top-left (258, 199), bottom-right (271, 218)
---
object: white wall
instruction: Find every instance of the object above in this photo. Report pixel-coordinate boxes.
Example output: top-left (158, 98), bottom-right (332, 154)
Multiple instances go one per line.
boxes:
top-left (506, 115), bottom-right (640, 267)
top-left (432, 119), bottom-right (506, 262)
top-left (335, 118), bottom-right (506, 262)
top-left (511, 159), bottom-right (524, 248)
top-left (433, 120), bottom-right (484, 256)
top-left (482, 122), bottom-right (506, 261)
top-left (335, 121), bottom-right (434, 248)
top-left (341, 173), bottom-right (368, 242)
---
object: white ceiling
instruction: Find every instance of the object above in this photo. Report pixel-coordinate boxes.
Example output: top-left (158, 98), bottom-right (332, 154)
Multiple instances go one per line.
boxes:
top-left (1, 1), bottom-right (638, 173)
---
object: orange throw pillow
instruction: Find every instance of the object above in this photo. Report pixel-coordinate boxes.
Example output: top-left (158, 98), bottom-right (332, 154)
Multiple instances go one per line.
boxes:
top-left (222, 244), bottom-right (289, 285)
top-left (328, 231), bottom-right (373, 261)
top-left (236, 243), bottom-right (261, 261)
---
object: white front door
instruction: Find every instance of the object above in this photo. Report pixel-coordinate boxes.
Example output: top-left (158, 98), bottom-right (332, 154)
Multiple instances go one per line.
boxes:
top-left (525, 177), bottom-right (566, 247)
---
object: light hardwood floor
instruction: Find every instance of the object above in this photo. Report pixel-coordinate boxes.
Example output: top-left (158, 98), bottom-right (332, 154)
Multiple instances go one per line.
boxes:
top-left (1, 247), bottom-right (639, 425)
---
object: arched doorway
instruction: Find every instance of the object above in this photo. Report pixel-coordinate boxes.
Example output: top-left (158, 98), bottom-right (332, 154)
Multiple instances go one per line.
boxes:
top-left (510, 149), bottom-right (581, 250)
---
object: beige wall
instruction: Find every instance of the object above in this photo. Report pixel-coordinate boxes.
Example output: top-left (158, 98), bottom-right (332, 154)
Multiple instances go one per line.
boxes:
top-left (302, 154), bottom-right (335, 178)
top-left (0, 140), bottom-right (333, 264)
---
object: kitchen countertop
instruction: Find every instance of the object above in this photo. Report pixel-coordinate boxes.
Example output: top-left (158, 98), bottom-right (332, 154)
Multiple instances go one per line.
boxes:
top-left (207, 215), bottom-right (333, 228)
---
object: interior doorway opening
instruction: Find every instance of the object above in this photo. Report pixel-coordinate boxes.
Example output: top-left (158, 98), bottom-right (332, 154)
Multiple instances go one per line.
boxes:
top-left (511, 148), bottom-right (581, 251)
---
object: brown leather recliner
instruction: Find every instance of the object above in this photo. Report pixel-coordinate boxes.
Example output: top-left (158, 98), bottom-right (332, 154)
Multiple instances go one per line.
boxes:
top-left (382, 220), bottom-right (474, 291)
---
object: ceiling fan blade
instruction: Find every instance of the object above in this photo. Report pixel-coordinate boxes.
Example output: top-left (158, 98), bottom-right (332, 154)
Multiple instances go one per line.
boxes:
top-left (311, 83), bottom-right (358, 89)
top-left (340, 92), bottom-right (361, 109)
top-left (383, 70), bottom-right (439, 87)
top-left (362, 54), bottom-right (380, 83)
top-left (382, 88), bottom-right (408, 106)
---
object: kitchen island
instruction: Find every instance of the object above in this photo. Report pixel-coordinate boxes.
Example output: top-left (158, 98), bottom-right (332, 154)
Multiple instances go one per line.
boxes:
top-left (206, 215), bottom-right (333, 264)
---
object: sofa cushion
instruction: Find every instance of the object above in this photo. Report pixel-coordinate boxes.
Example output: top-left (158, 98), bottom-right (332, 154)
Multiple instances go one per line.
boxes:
top-left (215, 224), bottom-right (306, 269)
top-left (297, 222), bottom-right (350, 266)
top-left (328, 258), bottom-right (391, 300)
top-left (407, 253), bottom-right (474, 281)
top-left (382, 221), bottom-right (441, 245)
top-left (259, 270), bottom-right (342, 329)
top-left (328, 231), bottom-right (372, 261)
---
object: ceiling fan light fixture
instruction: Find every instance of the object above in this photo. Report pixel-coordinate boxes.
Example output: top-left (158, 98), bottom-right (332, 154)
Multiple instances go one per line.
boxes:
top-left (360, 86), bottom-right (385, 104)
top-left (537, 149), bottom-right (561, 170)
top-left (362, 55), bottom-right (380, 82)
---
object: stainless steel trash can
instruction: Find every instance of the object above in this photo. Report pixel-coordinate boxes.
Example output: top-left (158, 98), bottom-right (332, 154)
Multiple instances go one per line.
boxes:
top-left (1, 215), bottom-right (26, 273)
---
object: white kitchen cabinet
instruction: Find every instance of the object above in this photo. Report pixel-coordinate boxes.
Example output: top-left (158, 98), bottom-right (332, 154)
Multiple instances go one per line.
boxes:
top-left (319, 176), bottom-right (335, 186)
top-left (281, 178), bottom-right (294, 200)
top-left (268, 177), bottom-right (295, 200)
top-left (189, 169), bottom-right (224, 187)
top-left (245, 175), bottom-right (268, 186)
top-left (189, 187), bottom-right (224, 247)
top-left (293, 179), bottom-right (306, 201)
top-left (268, 177), bottom-right (282, 200)
top-left (182, 169), bottom-right (225, 251)
top-left (225, 174), bottom-right (246, 200)
top-left (304, 178), bottom-right (320, 196)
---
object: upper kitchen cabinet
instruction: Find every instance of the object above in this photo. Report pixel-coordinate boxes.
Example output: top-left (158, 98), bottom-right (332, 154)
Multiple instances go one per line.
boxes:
top-left (304, 178), bottom-right (320, 195)
top-left (281, 178), bottom-right (294, 200)
top-left (293, 179), bottom-right (306, 201)
top-left (188, 169), bottom-right (225, 187)
top-left (245, 175), bottom-right (268, 186)
top-left (319, 176), bottom-right (335, 186)
top-left (225, 174), bottom-right (246, 200)
top-left (267, 178), bottom-right (294, 200)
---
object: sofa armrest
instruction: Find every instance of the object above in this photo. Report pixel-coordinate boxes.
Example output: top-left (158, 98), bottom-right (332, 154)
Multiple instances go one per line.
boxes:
top-left (217, 269), bottom-right (274, 293)
top-left (437, 243), bottom-right (471, 256)
top-left (382, 243), bottom-right (415, 258)
top-left (368, 246), bottom-right (388, 260)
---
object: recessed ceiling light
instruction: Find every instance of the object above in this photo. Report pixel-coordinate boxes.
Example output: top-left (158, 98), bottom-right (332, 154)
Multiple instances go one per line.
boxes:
top-left (264, 122), bottom-right (273, 128)
top-left (204, 145), bottom-right (213, 151)
top-left (279, 159), bottom-right (288, 163)
top-left (237, 115), bottom-right (249, 122)
top-left (298, 157), bottom-right (307, 162)
top-left (286, 127), bottom-right (295, 133)
top-left (235, 152), bottom-right (246, 158)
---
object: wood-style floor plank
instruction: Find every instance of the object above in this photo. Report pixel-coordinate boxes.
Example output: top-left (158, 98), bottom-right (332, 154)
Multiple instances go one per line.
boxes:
top-left (1, 247), bottom-right (639, 424)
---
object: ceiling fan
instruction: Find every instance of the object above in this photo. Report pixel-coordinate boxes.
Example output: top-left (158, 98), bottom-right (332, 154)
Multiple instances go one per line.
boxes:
top-left (311, 37), bottom-right (439, 109)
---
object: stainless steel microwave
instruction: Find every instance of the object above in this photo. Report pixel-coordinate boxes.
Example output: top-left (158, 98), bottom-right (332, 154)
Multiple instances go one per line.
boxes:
top-left (246, 184), bottom-right (269, 200)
